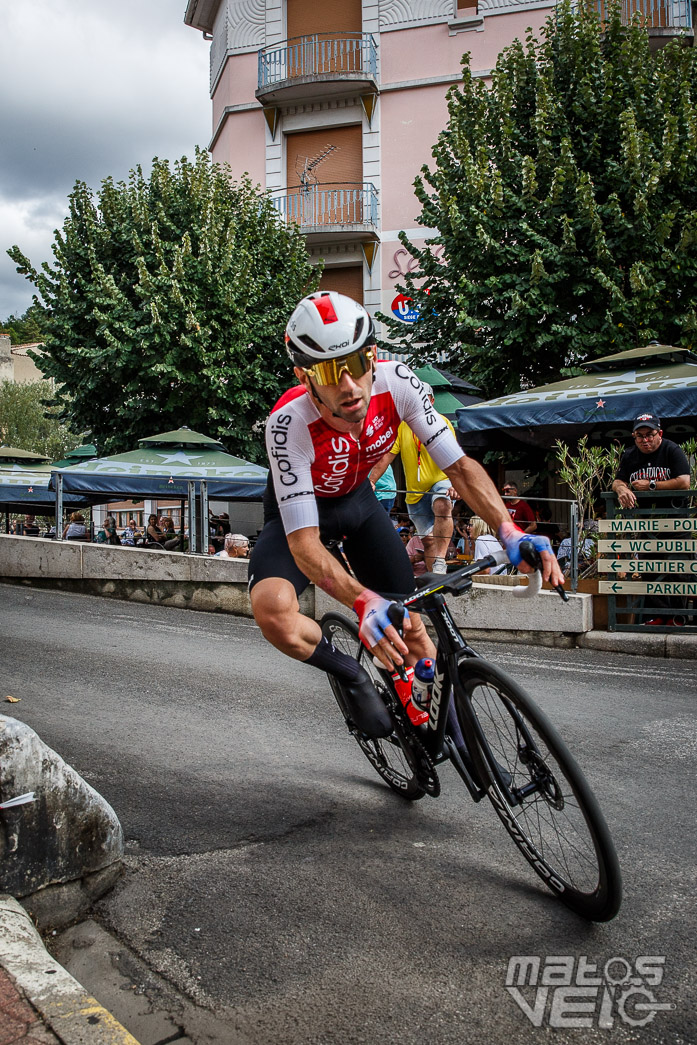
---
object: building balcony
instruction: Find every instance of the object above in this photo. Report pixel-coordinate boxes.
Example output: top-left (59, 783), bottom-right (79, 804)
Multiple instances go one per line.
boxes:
top-left (583, 0), bottom-right (693, 47)
top-left (256, 33), bottom-right (378, 105)
top-left (270, 183), bottom-right (379, 245)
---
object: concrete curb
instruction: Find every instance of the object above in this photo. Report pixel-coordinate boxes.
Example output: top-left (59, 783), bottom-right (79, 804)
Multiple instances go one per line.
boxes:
top-left (0, 894), bottom-right (140, 1045)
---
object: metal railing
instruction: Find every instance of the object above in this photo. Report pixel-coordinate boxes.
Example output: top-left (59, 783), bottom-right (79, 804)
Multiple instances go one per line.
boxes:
top-left (582, 0), bottom-right (692, 28)
top-left (258, 33), bottom-right (378, 89)
top-left (271, 183), bottom-right (378, 231)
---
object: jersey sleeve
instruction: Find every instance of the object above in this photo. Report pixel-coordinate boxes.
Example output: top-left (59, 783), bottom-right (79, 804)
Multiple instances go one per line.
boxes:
top-left (388, 364), bottom-right (465, 472)
top-left (616, 449), bottom-right (633, 484)
top-left (265, 407), bottom-right (319, 534)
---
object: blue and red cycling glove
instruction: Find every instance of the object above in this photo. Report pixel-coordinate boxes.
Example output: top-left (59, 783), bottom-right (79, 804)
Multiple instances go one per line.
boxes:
top-left (498, 523), bottom-right (553, 568)
top-left (353, 590), bottom-right (409, 650)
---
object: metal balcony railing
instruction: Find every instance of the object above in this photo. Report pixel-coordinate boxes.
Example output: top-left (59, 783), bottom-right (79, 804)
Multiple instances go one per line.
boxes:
top-left (258, 33), bottom-right (378, 90)
top-left (271, 183), bottom-right (379, 232)
top-left (582, 0), bottom-right (692, 29)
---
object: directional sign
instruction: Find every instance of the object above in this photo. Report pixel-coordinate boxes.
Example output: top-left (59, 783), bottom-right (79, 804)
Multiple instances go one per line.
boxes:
top-left (599, 580), bottom-right (697, 596)
top-left (598, 518), bottom-right (697, 533)
top-left (598, 539), bottom-right (697, 554)
top-left (598, 559), bottom-right (697, 574)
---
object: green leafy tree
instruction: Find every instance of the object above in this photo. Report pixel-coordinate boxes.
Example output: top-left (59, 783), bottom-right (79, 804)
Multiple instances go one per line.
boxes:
top-left (9, 150), bottom-right (317, 460)
top-left (0, 380), bottom-right (77, 460)
top-left (0, 304), bottom-right (44, 344)
top-left (380, 2), bottom-right (697, 397)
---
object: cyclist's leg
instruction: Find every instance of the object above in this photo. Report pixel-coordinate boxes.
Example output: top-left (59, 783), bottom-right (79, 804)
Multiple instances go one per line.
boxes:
top-left (249, 515), bottom-right (391, 736)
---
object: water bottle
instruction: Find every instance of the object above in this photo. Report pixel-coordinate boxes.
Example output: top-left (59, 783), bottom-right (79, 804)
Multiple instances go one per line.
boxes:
top-left (412, 658), bottom-right (435, 709)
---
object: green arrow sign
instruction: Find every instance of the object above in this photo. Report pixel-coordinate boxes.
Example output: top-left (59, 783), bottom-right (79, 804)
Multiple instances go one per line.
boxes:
top-left (599, 518), bottom-right (697, 533)
top-left (598, 539), bottom-right (697, 554)
top-left (599, 580), bottom-right (697, 596)
top-left (598, 559), bottom-right (697, 575)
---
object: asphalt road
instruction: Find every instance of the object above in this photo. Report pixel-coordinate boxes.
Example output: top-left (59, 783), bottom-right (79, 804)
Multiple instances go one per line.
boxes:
top-left (3, 583), bottom-right (696, 1045)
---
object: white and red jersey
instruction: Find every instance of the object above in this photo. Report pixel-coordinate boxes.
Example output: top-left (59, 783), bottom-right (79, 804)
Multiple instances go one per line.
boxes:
top-left (266, 361), bottom-right (465, 534)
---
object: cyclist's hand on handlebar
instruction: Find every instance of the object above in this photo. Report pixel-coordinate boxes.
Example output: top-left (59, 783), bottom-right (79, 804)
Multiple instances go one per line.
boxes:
top-left (498, 523), bottom-right (566, 591)
top-left (353, 589), bottom-right (410, 669)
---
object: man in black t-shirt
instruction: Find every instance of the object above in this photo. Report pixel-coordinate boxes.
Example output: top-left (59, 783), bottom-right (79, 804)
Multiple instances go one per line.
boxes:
top-left (612, 414), bottom-right (690, 509)
top-left (612, 414), bottom-right (690, 624)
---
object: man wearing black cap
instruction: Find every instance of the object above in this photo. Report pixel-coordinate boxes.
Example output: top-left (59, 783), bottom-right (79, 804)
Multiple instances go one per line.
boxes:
top-left (612, 415), bottom-right (690, 625)
top-left (612, 415), bottom-right (689, 509)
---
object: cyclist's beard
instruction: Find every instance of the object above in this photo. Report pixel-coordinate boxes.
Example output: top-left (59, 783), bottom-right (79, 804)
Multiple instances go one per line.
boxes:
top-left (309, 375), bottom-right (372, 423)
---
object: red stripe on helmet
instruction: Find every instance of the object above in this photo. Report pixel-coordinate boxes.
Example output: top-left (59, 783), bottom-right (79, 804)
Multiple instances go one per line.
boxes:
top-left (313, 295), bottom-right (339, 324)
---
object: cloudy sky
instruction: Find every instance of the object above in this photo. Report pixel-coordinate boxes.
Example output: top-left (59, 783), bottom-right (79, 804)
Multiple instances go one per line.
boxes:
top-left (1, 0), bottom-right (211, 320)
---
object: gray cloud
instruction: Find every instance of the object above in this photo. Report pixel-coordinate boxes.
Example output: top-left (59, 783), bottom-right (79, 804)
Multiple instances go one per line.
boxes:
top-left (1, 0), bottom-right (212, 319)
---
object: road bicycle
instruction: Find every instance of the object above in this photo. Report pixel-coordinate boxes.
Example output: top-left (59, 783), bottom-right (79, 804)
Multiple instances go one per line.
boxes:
top-left (321, 548), bottom-right (622, 922)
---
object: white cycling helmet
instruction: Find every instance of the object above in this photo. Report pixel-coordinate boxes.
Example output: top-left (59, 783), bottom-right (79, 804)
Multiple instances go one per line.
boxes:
top-left (285, 291), bottom-right (376, 368)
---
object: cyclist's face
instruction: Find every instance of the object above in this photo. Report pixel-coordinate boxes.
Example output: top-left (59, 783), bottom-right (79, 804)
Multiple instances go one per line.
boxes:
top-left (295, 362), bottom-right (374, 424)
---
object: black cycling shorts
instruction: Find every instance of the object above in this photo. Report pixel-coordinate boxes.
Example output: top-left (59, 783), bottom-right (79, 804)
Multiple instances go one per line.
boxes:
top-left (248, 480), bottom-right (416, 599)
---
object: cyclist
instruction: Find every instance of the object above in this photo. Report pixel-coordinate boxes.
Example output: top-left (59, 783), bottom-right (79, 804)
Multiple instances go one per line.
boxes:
top-left (249, 292), bottom-right (564, 738)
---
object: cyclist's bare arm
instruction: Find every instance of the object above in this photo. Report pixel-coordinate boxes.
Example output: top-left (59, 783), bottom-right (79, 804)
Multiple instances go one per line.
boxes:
top-left (442, 457), bottom-right (565, 588)
top-left (287, 527), bottom-right (409, 667)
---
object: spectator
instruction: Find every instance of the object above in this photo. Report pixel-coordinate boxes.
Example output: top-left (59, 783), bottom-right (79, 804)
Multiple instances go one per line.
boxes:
top-left (146, 513), bottom-right (164, 547)
top-left (370, 384), bottom-right (457, 574)
top-left (556, 526), bottom-right (596, 576)
top-left (405, 532), bottom-right (427, 576)
top-left (612, 413), bottom-right (690, 625)
top-left (161, 517), bottom-right (182, 551)
top-left (373, 463), bottom-right (397, 515)
top-left (215, 533), bottom-right (250, 559)
top-left (534, 504), bottom-right (561, 547)
top-left (454, 517), bottom-right (475, 557)
top-left (121, 518), bottom-right (139, 546)
top-left (470, 516), bottom-right (504, 574)
top-left (62, 511), bottom-right (87, 540)
top-left (501, 481), bottom-right (537, 533)
top-left (21, 514), bottom-right (40, 536)
top-left (96, 516), bottom-right (121, 546)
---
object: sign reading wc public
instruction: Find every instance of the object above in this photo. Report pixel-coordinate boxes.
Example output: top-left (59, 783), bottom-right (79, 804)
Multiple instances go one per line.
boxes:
top-left (598, 517), bottom-right (697, 597)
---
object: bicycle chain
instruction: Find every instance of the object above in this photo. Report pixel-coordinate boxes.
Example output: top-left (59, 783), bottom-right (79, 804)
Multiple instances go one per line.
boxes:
top-left (387, 696), bottom-right (441, 798)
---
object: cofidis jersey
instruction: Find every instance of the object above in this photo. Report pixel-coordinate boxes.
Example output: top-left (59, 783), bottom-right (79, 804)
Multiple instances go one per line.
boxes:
top-left (265, 361), bottom-right (464, 534)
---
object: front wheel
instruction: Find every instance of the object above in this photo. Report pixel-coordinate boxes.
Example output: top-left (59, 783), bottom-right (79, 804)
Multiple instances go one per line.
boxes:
top-left (455, 659), bottom-right (622, 922)
top-left (320, 612), bottom-right (429, 801)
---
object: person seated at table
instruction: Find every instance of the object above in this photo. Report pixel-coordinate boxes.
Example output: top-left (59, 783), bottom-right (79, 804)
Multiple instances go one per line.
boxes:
top-left (161, 516), bottom-right (182, 551)
top-left (405, 532), bottom-right (427, 576)
top-left (470, 516), bottom-right (504, 574)
top-left (120, 517), bottom-right (140, 546)
top-left (214, 533), bottom-right (250, 559)
top-left (62, 512), bottom-right (87, 540)
top-left (96, 516), bottom-right (121, 545)
top-left (145, 513), bottom-right (165, 547)
top-left (22, 514), bottom-right (40, 537)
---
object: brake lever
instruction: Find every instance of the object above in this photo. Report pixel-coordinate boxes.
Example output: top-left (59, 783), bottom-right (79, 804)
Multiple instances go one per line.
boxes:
top-left (386, 602), bottom-right (408, 682)
top-left (519, 540), bottom-right (569, 603)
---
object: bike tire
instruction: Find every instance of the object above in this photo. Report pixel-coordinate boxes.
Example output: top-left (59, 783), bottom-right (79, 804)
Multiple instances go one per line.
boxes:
top-left (320, 612), bottom-right (427, 801)
top-left (455, 659), bottom-right (622, 922)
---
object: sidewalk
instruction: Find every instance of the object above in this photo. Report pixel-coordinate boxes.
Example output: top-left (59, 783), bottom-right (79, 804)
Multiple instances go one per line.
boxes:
top-left (0, 895), bottom-right (139, 1045)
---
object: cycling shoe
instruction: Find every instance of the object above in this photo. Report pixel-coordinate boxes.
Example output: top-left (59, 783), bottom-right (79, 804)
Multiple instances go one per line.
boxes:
top-left (339, 667), bottom-right (393, 739)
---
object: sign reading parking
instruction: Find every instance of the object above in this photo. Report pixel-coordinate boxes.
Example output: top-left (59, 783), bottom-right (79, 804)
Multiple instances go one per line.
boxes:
top-left (599, 580), bottom-right (697, 596)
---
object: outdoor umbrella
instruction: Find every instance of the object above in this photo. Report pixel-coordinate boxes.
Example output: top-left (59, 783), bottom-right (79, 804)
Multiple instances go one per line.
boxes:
top-left (413, 363), bottom-right (483, 418)
top-left (51, 427), bottom-right (268, 502)
top-left (456, 345), bottom-right (697, 449)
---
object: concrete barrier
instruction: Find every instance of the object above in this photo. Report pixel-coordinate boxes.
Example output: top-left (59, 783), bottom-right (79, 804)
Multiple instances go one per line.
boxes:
top-left (0, 534), bottom-right (591, 635)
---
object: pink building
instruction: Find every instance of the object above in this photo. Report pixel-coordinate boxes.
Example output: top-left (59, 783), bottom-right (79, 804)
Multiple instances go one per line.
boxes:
top-left (183, 0), bottom-right (554, 336)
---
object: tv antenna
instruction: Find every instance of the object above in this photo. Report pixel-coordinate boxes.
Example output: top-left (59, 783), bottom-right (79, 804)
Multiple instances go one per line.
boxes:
top-left (296, 144), bottom-right (337, 192)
